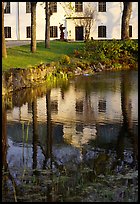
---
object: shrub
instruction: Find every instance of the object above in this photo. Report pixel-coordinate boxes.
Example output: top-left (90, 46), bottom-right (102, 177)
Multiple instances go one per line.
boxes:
top-left (60, 55), bottom-right (71, 65)
top-left (73, 50), bottom-right (80, 57)
top-left (75, 39), bottom-right (137, 70)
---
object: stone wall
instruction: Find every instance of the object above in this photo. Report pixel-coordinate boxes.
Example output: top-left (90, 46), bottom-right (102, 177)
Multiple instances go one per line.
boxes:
top-left (2, 64), bottom-right (53, 96)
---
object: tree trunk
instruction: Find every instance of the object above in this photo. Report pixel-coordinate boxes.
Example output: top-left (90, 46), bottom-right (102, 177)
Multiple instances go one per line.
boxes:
top-left (121, 2), bottom-right (132, 40)
top-left (45, 2), bottom-right (50, 48)
top-left (2, 2), bottom-right (7, 58)
top-left (31, 2), bottom-right (37, 53)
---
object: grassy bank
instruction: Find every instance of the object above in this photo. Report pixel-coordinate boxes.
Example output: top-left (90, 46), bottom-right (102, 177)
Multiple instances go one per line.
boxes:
top-left (2, 41), bottom-right (84, 71)
top-left (2, 39), bottom-right (138, 72)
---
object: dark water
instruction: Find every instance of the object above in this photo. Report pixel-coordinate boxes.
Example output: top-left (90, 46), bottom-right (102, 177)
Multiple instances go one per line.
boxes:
top-left (2, 70), bottom-right (138, 202)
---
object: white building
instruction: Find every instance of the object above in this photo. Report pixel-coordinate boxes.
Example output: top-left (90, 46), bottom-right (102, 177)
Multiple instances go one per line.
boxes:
top-left (4, 2), bottom-right (138, 41)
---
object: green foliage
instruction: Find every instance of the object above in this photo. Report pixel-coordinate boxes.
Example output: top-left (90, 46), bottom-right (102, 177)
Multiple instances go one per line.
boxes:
top-left (76, 39), bottom-right (138, 70)
top-left (112, 62), bottom-right (122, 70)
top-left (73, 50), bottom-right (81, 58)
top-left (60, 55), bottom-right (71, 65)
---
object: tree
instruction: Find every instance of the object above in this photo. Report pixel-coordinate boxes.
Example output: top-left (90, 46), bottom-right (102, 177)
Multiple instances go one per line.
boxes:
top-left (45, 2), bottom-right (50, 48)
top-left (79, 4), bottom-right (96, 41)
top-left (2, 2), bottom-right (7, 58)
top-left (45, 2), bottom-right (54, 48)
top-left (31, 2), bottom-right (37, 53)
top-left (121, 2), bottom-right (132, 40)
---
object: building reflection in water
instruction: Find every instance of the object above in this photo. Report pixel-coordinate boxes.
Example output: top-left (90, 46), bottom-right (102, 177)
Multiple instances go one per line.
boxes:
top-left (2, 103), bottom-right (18, 202)
top-left (2, 71), bottom-right (138, 201)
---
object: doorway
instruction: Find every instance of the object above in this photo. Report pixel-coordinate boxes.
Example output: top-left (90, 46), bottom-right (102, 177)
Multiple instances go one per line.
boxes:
top-left (75, 26), bottom-right (83, 41)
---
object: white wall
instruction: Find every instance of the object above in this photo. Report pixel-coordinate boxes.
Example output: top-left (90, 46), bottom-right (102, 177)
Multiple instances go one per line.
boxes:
top-left (95, 2), bottom-right (122, 39)
top-left (19, 2), bottom-right (31, 40)
top-left (129, 2), bottom-right (138, 39)
top-left (4, 2), bottom-right (138, 41)
top-left (4, 2), bottom-right (18, 40)
top-left (36, 3), bottom-right (45, 40)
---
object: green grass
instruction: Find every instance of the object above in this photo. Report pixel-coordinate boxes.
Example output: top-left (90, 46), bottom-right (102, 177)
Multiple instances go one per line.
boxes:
top-left (2, 41), bottom-right (84, 71)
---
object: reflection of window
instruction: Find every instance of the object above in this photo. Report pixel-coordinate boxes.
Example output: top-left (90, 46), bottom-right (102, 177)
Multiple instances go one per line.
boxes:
top-left (26, 26), bottom-right (31, 38)
top-left (50, 26), bottom-right (58, 38)
top-left (76, 100), bottom-right (83, 113)
top-left (51, 100), bottom-right (58, 113)
top-left (75, 2), bottom-right (83, 12)
top-left (98, 100), bottom-right (106, 113)
top-left (4, 2), bottom-right (10, 14)
top-left (50, 2), bottom-right (57, 13)
top-left (26, 2), bottom-right (31, 13)
top-left (129, 25), bottom-right (132, 37)
top-left (98, 2), bottom-right (106, 12)
top-left (4, 27), bottom-right (11, 38)
top-left (98, 26), bottom-right (106, 38)
top-left (28, 103), bottom-right (32, 113)
top-left (76, 123), bottom-right (83, 133)
top-left (61, 90), bottom-right (65, 100)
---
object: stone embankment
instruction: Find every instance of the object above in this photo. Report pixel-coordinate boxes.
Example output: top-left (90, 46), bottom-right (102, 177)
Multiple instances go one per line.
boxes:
top-left (2, 64), bottom-right (53, 96)
top-left (2, 61), bottom-right (108, 96)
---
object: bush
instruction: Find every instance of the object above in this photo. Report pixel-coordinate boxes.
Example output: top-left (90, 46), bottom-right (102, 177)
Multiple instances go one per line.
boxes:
top-left (74, 39), bottom-right (138, 70)
top-left (60, 55), bottom-right (71, 65)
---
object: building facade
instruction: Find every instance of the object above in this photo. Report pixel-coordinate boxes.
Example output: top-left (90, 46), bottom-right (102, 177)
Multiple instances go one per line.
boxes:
top-left (4, 2), bottom-right (138, 41)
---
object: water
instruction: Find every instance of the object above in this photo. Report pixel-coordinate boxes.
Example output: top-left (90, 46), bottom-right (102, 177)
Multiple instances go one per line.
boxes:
top-left (2, 70), bottom-right (138, 202)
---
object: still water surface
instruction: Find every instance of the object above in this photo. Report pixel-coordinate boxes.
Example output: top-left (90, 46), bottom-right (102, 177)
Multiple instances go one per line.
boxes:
top-left (2, 70), bottom-right (138, 202)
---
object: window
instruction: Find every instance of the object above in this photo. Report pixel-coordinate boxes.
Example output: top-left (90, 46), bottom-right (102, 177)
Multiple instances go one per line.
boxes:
top-left (75, 2), bottom-right (83, 12)
top-left (129, 25), bottom-right (132, 37)
top-left (98, 2), bottom-right (106, 12)
top-left (26, 2), bottom-right (31, 13)
top-left (98, 26), bottom-right (106, 38)
top-left (49, 2), bottom-right (57, 13)
top-left (50, 26), bottom-right (58, 38)
top-left (4, 27), bottom-right (11, 38)
top-left (4, 2), bottom-right (10, 14)
top-left (26, 26), bottom-right (31, 38)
